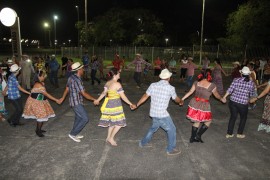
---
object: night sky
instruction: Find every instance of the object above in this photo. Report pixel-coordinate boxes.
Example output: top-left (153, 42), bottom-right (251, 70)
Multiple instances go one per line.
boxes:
top-left (0, 0), bottom-right (247, 45)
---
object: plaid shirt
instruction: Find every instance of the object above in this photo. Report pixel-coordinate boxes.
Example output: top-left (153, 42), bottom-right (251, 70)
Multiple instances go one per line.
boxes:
top-left (227, 77), bottom-right (256, 105)
top-left (7, 74), bottom-right (20, 100)
top-left (67, 74), bottom-right (84, 107)
top-left (146, 80), bottom-right (177, 118)
top-left (128, 58), bottom-right (151, 72)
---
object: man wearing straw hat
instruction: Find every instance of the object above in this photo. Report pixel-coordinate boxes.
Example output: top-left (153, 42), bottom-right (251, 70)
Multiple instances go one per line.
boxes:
top-left (60, 62), bottom-right (96, 142)
top-left (3, 64), bottom-right (30, 127)
top-left (135, 68), bottom-right (182, 156)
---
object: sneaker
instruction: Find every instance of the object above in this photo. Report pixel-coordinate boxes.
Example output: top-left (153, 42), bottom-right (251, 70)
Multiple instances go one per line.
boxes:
top-left (236, 134), bottom-right (245, 138)
top-left (226, 134), bottom-right (234, 138)
top-left (69, 134), bottom-right (81, 142)
top-left (76, 135), bottom-right (84, 139)
top-left (167, 149), bottom-right (181, 156)
top-left (136, 86), bottom-right (141, 88)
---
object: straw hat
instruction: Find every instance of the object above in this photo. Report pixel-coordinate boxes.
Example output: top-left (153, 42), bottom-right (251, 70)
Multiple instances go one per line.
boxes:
top-left (159, 68), bottom-right (172, 79)
top-left (71, 62), bottom-right (84, 71)
top-left (232, 61), bottom-right (240, 66)
top-left (7, 59), bottom-right (13, 64)
top-left (10, 64), bottom-right (21, 73)
top-left (239, 66), bottom-right (251, 75)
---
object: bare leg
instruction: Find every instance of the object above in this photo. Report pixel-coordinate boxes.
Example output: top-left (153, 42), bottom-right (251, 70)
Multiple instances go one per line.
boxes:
top-left (106, 126), bottom-right (114, 142)
top-left (107, 126), bottom-right (122, 146)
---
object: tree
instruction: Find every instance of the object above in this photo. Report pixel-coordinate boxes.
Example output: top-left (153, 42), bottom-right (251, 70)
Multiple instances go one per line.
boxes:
top-left (221, 0), bottom-right (270, 47)
top-left (76, 8), bottom-right (164, 46)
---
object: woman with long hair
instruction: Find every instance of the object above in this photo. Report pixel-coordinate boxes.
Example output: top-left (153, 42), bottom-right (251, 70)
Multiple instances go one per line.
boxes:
top-left (22, 70), bottom-right (60, 137)
top-left (222, 66), bottom-right (256, 138)
top-left (181, 69), bottom-right (225, 143)
top-left (94, 68), bottom-right (136, 146)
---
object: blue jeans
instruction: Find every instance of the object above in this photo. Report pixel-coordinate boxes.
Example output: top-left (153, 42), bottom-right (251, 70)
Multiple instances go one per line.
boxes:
top-left (70, 104), bottom-right (89, 136)
top-left (186, 75), bottom-right (194, 89)
top-left (140, 116), bottom-right (176, 152)
top-left (49, 70), bottom-right (59, 86)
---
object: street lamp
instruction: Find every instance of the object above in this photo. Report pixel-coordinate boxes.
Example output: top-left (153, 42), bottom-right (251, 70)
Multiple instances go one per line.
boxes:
top-left (68, 39), bottom-right (71, 46)
top-left (165, 38), bottom-right (169, 47)
top-left (75, 5), bottom-right (80, 47)
top-left (43, 22), bottom-right (51, 47)
top-left (199, 0), bottom-right (206, 65)
top-left (53, 15), bottom-right (58, 54)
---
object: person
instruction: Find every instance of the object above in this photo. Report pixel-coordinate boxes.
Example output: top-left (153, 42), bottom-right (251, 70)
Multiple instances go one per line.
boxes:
top-left (231, 61), bottom-right (241, 79)
top-left (94, 68), bottom-right (136, 146)
top-left (247, 62), bottom-right (259, 109)
top-left (48, 55), bottom-right (60, 88)
top-left (0, 68), bottom-right (6, 121)
top-left (202, 56), bottom-right (210, 70)
top-left (186, 57), bottom-right (198, 90)
top-left (212, 58), bottom-right (227, 96)
top-left (21, 55), bottom-right (35, 90)
top-left (222, 66), bottom-right (256, 138)
top-left (66, 58), bottom-right (74, 78)
top-left (179, 55), bottom-right (188, 82)
top-left (98, 56), bottom-right (105, 80)
top-left (135, 69), bottom-right (182, 156)
top-left (250, 80), bottom-right (270, 133)
top-left (60, 62), bottom-right (96, 142)
top-left (3, 64), bottom-right (31, 127)
top-left (90, 56), bottom-right (101, 85)
top-left (35, 57), bottom-right (45, 72)
top-left (22, 70), bottom-right (61, 137)
top-left (127, 54), bottom-right (151, 88)
top-left (82, 52), bottom-right (90, 80)
top-left (263, 59), bottom-right (270, 82)
top-left (154, 56), bottom-right (162, 81)
top-left (180, 70), bottom-right (225, 143)
top-left (169, 57), bottom-right (177, 81)
top-left (61, 54), bottom-right (68, 77)
top-left (112, 54), bottom-right (122, 71)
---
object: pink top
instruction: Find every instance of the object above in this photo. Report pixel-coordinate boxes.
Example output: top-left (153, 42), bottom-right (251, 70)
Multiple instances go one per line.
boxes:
top-left (186, 63), bottom-right (198, 76)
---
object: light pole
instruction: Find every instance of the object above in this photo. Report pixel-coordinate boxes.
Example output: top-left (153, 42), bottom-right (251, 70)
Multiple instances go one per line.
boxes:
top-left (43, 22), bottom-right (51, 47)
top-left (75, 5), bottom-right (79, 47)
top-left (165, 38), bottom-right (169, 47)
top-left (85, 0), bottom-right (88, 48)
top-left (53, 15), bottom-right (58, 54)
top-left (199, 0), bottom-right (206, 65)
top-left (68, 39), bottom-right (71, 46)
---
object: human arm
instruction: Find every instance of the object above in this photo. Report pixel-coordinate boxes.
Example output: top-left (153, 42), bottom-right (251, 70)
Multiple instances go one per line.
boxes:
top-left (136, 93), bottom-right (150, 108)
top-left (181, 84), bottom-right (196, 103)
top-left (212, 88), bottom-right (226, 103)
top-left (250, 83), bottom-right (270, 103)
top-left (18, 85), bottom-right (31, 95)
top-left (80, 90), bottom-right (96, 101)
top-left (94, 87), bottom-right (108, 105)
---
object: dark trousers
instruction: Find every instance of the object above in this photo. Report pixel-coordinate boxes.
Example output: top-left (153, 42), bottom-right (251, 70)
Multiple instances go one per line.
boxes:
top-left (49, 70), bottom-right (59, 86)
top-left (133, 72), bottom-right (142, 86)
top-left (9, 98), bottom-right (23, 124)
top-left (227, 100), bottom-right (249, 135)
top-left (91, 69), bottom-right (100, 85)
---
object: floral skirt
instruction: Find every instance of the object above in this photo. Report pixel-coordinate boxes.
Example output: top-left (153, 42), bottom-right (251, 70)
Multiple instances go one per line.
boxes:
top-left (258, 94), bottom-right (270, 132)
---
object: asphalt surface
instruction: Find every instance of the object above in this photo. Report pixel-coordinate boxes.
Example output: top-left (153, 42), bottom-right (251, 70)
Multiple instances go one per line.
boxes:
top-left (0, 69), bottom-right (270, 180)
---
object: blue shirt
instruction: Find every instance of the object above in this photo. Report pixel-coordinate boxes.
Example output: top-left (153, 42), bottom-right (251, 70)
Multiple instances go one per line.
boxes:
top-left (67, 74), bottom-right (84, 107)
top-left (146, 80), bottom-right (177, 118)
top-left (7, 74), bottom-right (20, 100)
top-left (49, 59), bottom-right (59, 71)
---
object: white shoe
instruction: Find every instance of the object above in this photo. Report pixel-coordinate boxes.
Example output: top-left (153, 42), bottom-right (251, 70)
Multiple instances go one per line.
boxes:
top-left (76, 135), bottom-right (84, 139)
top-left (69, 134), bottom-right (81, 142)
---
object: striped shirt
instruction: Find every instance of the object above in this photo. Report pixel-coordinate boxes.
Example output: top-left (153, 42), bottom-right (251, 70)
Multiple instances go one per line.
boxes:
top-left (7, 74), bottom-right (20, 100)
top-left (146, 80), bottom-right (177, 118)
top-left (67, 74), bottom-right (84, 107)
top-left (128, 58), bottom-right (151, 72)
top-left (227, 77), bottom-right (256, 105)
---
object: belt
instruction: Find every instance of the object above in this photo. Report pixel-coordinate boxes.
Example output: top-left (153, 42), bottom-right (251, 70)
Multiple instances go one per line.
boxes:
top-left (31, 93), bottom-right (47, 100)
top-left (195, 97), bottom-right (209, 102)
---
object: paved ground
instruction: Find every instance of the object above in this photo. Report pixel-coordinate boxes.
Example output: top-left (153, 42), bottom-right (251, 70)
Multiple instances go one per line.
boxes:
top-left (0, 69), bottom-right (270, 180)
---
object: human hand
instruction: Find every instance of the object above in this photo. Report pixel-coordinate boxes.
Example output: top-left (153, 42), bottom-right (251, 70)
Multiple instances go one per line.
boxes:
top-left (130, 104), bottom-right (137, 110)
top-left (94, 100), bottom-right (99, 105)
top-left (249, 98), bottom-right (257, 104)
top-left (179, 99), bottom-right (184, 106)
top-left (220, 97), bottom-right (226, 103)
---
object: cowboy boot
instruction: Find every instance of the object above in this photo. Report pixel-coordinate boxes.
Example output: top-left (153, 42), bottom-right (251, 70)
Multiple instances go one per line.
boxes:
top-left (195, 124), bottom-right (209, 143)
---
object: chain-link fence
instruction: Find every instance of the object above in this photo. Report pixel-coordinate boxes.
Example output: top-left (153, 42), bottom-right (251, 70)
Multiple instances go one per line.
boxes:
top-left (61, 45), bottom-right (270, 63)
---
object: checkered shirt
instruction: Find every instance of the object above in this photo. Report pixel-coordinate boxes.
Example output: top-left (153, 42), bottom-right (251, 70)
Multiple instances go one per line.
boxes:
top-left (91, 60), bottom-right (100, 70)
top-left (67, 74), bottom-right (84, 107)
top-left (146, 80), bottom-right (177, 118)
top-left (7, 74), bottom-right (20, 100)
top-left (128, 58), bottom-right (151, 72)
top-left (227, 77), bottom-right (256, 105)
